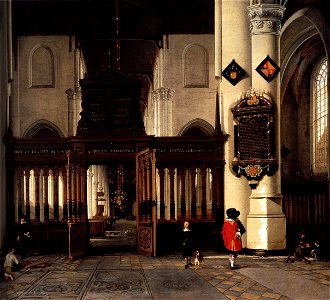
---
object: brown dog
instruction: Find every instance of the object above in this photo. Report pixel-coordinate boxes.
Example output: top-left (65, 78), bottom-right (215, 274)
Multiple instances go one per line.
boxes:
top-left (193, 250), bottom-right (203, 269)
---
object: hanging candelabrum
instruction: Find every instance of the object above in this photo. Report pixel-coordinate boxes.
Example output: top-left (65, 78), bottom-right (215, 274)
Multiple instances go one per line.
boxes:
top-left (111, 187), bottom-right (127, 211)
top-left (111, 164), bottom-right (127, 213)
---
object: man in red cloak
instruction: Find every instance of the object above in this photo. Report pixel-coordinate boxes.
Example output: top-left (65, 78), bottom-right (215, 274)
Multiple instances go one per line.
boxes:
top-left (221, 208), bottom-right (245, 269)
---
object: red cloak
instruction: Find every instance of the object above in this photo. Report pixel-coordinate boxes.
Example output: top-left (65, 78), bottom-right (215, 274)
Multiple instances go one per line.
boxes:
top-left (221, 219), bottom-right (243, 252)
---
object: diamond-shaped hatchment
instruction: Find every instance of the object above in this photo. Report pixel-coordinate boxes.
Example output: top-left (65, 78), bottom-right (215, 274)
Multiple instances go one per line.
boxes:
top-left (221, 59), bottom-right (246, 86)
top-left (256, 55), bottom-right (281, 82)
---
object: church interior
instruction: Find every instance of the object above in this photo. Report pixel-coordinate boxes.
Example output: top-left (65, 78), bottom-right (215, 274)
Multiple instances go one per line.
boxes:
top-left (0, 0), bottom-right (328, 259)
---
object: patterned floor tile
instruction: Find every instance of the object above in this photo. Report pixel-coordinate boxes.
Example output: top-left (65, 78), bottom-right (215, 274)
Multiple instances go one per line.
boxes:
top-left (83, 270), bottom-right (151, 300)
top-left (18, 271), bottom-right (93, 300)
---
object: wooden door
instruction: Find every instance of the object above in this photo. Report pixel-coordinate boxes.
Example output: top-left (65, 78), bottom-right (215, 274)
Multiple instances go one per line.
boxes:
top-left (66, 149), bottom-right (87, 259)
top-left (136, 148), bottom-right (157, 256)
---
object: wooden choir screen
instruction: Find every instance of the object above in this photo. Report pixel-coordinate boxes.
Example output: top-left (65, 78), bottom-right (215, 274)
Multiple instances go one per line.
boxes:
top-left (14, 166), bottom-right (68, 223)
top-left (156, 165), bottom-right (216, 221)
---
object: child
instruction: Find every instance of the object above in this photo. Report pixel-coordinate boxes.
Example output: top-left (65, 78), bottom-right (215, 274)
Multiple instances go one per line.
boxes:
top-left (182, 221), bottom-right (194, 269)
top-left (221, 208), bottom-right (245, 269)
top-left (3, 247), bottom-right (20, 282)
top-left (16, 215), bottom-right (31, 259)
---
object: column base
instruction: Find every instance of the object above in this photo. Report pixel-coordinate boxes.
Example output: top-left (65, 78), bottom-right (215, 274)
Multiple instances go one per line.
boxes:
top-left (244, 248), bottom-right (288, 257)
top-left (247, 213), bottom-right (286, 251)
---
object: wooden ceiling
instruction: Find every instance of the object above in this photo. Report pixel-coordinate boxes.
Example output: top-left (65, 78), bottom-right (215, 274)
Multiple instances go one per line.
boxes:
top-left (12, 0), bottom-right (214, 76)
top-left (11, 0), bottom-right (328, 85)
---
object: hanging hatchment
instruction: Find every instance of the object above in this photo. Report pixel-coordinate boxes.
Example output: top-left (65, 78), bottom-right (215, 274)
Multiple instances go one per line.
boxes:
top-left (231, 88), bottom-right (278, 187)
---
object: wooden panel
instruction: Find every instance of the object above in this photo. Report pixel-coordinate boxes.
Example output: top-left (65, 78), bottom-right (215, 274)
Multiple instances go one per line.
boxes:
top-left (68, 223), bottom-right (86, 259)
top-left (89, 219), bottom-right (105, 237)
top-left (136, 149), bottom-right (157, 256)
top-left (137, 224), bottom-right (153, 256)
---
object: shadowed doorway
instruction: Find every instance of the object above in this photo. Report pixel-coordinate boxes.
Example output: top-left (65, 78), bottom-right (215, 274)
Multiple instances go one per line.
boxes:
top-left (87, 164), bottom-right (137, 254)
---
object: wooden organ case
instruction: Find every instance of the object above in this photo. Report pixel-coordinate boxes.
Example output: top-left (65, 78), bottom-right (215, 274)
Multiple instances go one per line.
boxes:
top-left (77, 70), bottom-right (145, 136)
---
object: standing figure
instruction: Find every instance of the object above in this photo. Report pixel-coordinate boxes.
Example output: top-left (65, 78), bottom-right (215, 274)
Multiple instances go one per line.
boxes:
top-left (182, 221), bottom-right (194, 269)
top-left (221, 208), bottom-right (245, 269)
top-left (3, 247), bottom-right (20, 282)
top-left (16, 215), bottom-right (31, 259)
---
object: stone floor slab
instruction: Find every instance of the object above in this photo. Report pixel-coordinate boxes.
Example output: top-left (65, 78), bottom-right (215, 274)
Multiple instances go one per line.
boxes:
top-left (238, 267), bottom-right (330, 300)
top-left (144, 268), bottom-right (227, 299)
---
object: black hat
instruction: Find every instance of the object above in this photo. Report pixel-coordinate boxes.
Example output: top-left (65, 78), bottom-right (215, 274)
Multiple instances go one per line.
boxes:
top-left (226, 208), bottom-right (240, 219)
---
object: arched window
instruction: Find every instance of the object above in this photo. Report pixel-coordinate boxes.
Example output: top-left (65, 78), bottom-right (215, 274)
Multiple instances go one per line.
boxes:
top-left (312, 58), bottom-right (328, 172)
top-left (31, 46), bottom-right (55, 87)
top-left (183, 44), bottom-right (209, 88)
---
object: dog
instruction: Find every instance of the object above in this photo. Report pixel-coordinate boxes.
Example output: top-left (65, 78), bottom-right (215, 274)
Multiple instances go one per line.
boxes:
top-left (193, 250), bottom-right (203, 269)
top-left (284, 230), bottom-right (320, 264)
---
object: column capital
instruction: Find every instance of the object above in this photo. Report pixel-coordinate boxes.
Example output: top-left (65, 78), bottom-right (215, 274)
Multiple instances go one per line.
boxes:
top-left (247, 3), bottom-right (286, 35)
top-left (152, 87), bottom-right (174, 101)
top-left (65, 88), bottom-right (82, 100)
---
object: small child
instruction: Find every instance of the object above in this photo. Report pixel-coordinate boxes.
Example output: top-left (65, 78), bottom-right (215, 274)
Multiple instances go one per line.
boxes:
top-left (221, 208), bottom-right (245, 269)
top-left (3, 247), bottom-right (20, 282)
top-left (17, 215), bottom-right (31, 259)
top-left (182, 221), bottom-right (194, 269)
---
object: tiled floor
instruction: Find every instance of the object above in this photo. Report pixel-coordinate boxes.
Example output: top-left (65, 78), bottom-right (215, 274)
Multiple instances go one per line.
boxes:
top-left (0, 252), bottom-right (329, 300)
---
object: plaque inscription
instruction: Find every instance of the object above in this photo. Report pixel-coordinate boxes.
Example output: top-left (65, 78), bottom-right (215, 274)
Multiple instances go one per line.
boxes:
top-left (239, 116), bottom-right (269, 160)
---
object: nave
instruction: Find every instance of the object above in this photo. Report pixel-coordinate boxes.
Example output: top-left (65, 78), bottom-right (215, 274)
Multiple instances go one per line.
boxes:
top-left (0, 250), bottom-right (329, 300)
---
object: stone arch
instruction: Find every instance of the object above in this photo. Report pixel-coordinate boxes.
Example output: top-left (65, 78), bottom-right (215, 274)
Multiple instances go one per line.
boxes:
top-left (178, 118), bottom-right (214, 136)
top-left (182, 43), bottom-right (209, 88)
top-left (281, 8), bottom-right (330, 101)
top-left (23, 119), bottom-right (64, 138)
top-left (30, 45), bottom-right (55, 88)
top-left (280, 8), bottom-right (329, 179)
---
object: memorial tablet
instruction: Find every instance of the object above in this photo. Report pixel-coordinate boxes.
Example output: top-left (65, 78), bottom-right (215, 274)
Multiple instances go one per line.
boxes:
top-left (231, 88), bottom-right (277, 186)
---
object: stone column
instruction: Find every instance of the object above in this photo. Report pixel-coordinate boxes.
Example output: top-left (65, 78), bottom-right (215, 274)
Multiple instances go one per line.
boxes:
top-left (217, 0), bottom-right (251, 247)
top-left (152, 87), bottom-right (174, 136)
top-left (247, 1), bottom-right (286, 252)
top-left (0, 0), bottom-right (11, 250)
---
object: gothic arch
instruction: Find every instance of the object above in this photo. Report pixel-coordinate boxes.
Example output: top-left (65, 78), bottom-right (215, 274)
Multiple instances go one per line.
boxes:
top-left (280, 8), bottom-right (329, 180)
top-left (178, 118), bottom-right (214, 136)
top-left (29, 45), bottom-right (55, 88)
top-left (281, 8), bottom-right (329, 103)
top-left (23, 119), bottom-right (64, 138)
top-left (182, 43), bottom-right (209, 88)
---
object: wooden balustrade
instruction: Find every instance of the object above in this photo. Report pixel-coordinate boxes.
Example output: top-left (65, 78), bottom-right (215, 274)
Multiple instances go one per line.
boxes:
top-left (14, 166), bottom-right (67, 223)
